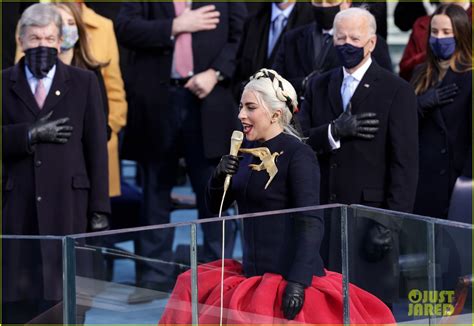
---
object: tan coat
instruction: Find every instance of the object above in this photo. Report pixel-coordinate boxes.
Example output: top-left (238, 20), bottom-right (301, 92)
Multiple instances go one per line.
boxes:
top-left (16, 5), bottom-right (127, 196)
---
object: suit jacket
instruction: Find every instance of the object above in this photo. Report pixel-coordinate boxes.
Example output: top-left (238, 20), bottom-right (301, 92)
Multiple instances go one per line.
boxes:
top-left (298, 61), bottom-right (418, 302)
top-left (414, 68), bottom-right (472, 218)
top-left (273, 22), bottom-right (393, 95)
top-left (207, 133), bottom-right (325, 286)
top-left (233, 2), bottom-right (314, 96)
top-left (115, 2), bottom-right (246, 162)
top-left (299, 61), bottom-right (418, 213)
top-left (2, 59), bottom-right (110, 300)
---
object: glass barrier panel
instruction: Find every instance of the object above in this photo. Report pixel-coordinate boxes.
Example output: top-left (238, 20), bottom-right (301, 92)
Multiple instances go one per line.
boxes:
top-left (349, 206), bottom-right (473, 325)
top-left (433, 222), bottom-right (472, 325)
top-left (159, 206), bottom-right (345, 325)
top-left (70, 224), bottom-right (191, 324)
top-left (2, 236), bottom-right (64, 324)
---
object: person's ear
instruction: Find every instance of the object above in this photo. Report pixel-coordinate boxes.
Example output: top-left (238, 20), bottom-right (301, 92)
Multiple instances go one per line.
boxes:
top-left (271, 110), bottom-right (282, 123)
top-left (368, 34), bottom-right (377, 53)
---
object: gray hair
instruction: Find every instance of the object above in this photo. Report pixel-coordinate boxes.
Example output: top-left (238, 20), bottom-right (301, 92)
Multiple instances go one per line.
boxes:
top-left (244, 69), bottom-right (302, 141)
top-left (18, 3), bottom-right (63, 39)
top-left (333, 7), bottom-right (377, 36)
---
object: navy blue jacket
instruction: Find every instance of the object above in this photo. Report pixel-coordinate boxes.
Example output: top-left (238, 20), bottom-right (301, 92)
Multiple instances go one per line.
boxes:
top-left (414, 68), bottom-right (472, 218)
top-left (207, 133), bottom-right (325, 286)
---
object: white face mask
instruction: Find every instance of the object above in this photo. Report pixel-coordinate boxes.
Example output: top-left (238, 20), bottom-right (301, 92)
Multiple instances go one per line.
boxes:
top-left (60, 25), bottom-right (79, 51)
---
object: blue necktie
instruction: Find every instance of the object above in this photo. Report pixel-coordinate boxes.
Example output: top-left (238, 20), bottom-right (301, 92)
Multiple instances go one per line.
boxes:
top-left (268, 14), bottom-right (287, 57)
top-left (341, 75), bottom-right (355, 111)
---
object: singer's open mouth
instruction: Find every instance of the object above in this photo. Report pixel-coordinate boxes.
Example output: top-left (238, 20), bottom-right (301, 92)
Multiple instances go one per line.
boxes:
top-left (242, 124), bottom-right (253, 134)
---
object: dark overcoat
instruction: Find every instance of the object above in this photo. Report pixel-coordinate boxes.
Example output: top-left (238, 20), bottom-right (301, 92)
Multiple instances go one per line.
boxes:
top-left (115, 1), bottom-right (246, 162)
top-left (414, 68), bottom-right (472, 218)
top-left (207, 133), bottom-right (325, 287)
top-left (2, 59), bottom-right (110, 300)
top-left (298, 61), bottom-right (419, 302)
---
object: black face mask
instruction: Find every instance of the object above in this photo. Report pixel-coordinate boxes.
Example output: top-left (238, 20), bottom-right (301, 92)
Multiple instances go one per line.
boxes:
top-left (335, 42), bottom-right (368, 69)
top-left (24, 46), bottom-right (58, 79)
top-left (312, 5), bottom-right (340, 30)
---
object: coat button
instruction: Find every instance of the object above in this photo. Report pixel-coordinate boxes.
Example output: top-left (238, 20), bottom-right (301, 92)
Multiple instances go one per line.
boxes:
top-left (35, 160), bottom-right (42, 167)
top-left (440, 169), bottom-right (446, 175)
top-left (331, 163), bottom-right (338, 169)
top-left (330, 193), bottom-right (337, 201)
top-left (37, 196), bottom-right (42, 202)
top-left (440, 148), bottom-right (447, 154)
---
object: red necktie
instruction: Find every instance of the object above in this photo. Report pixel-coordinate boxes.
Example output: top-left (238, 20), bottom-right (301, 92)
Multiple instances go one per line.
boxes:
top-left (34, 79), bottom-right (47, 109)
top-left (173, 0), bottom-right (193, 77)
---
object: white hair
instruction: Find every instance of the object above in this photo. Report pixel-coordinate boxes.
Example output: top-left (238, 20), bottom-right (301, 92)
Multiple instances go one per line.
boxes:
top-left (333, 7), bottom-right (377, 36)
top-left (19, 3), bottom-right (63, 39)
top-left (244, 69), bottom-right (302, 141)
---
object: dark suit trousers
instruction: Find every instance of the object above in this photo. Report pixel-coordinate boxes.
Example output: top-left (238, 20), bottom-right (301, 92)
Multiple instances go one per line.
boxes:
top-left (137, 86), bottom-right (235, 284)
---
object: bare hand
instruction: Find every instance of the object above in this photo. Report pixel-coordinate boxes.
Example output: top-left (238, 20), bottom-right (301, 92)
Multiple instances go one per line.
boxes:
top-left (184, 69), bottom-right (218, 99)
top-left (172, 5), bottom-right (220, 35)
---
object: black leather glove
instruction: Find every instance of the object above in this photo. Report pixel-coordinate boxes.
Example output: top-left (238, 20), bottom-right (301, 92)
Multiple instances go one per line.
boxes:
top-left (210, 155), bottom-right (240, 187)
top-left (417, 83), bottom-right (458, 113)
top-left (28, 111), bottom-right (73, 145)
top-left (363, 223), bottom-right (393, 262)
top-left (330, 110), bottom-right (379, 141)
top-left (88, 212), bottom-right (110, 232)
top-left (282, 281), bottom-right (305, 320)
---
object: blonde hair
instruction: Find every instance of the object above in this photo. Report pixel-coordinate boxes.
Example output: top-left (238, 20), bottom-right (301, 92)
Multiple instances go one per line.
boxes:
top-left (244, 69), bottom-right (302, 141)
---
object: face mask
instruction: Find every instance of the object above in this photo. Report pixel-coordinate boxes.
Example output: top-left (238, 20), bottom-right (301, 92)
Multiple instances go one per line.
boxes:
top-left (312, 5), bottom-right (340, 30)
top-left (61, 25), bottom-right (79, 51)
top-left (429, 36), bottom-right (456, 60)
top-left (335, 41), bottom-right (369, 69)
top-left (24, 46), bottom-right (58, 79)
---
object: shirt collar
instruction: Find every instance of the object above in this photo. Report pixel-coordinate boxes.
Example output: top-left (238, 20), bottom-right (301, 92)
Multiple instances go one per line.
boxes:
top-left (343, 56), bottom-right (372, 82)
top-left (25, 63), bottom-right (56, 81)
top-left (271, 2), bottom-right (295, 22)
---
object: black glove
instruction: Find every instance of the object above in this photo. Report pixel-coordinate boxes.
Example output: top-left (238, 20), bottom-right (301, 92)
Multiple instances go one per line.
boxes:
top-left (282, 281), bottom-right (305, 320)
top-left (28, 111), bottom-right (73, 145)
top-left (331, 110), bottom-right (379, 141)
top-left (210, 155), bottom-right (240, 187)
top-left (363, 223), bottom-right (393, 262)
top-left (88, 212), bottom-right (110, 232)
top-left (417, 83), bottom-right (458, 113)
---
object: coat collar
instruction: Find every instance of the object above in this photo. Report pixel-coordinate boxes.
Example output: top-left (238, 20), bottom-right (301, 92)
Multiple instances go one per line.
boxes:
top-left (328, 59), bottom-right (381, 116)
top-left (11, 58), bottom-right (71, 118)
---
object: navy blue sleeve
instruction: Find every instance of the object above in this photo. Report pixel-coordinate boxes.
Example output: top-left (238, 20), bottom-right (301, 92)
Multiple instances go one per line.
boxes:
top-left (287, 145), bottom-right (325, 286)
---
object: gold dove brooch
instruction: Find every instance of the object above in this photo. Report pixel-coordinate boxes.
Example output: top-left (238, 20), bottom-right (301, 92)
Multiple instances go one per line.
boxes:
top-left (239, 147), bottom-right (283, 189)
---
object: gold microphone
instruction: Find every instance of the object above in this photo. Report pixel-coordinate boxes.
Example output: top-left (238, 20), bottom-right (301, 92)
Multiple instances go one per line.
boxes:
top-left (223, 130), bottom-right (244, 193)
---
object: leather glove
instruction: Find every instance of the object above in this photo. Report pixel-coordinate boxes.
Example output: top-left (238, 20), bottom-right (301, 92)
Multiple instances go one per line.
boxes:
top-left (363, 223), bottom-right (393, 262)
top-left (88, 212), bottom-right (110, 232)
top-left (28, 111), bottom-right (73, 145)
top-left (330, 109), bottom-right (379, 141)
top-left (282, 281), bottom-right (305, 320)
top-left (417, 83), bottom-right (458, 113)
top-left (210, 155), bottom-right (240, 187)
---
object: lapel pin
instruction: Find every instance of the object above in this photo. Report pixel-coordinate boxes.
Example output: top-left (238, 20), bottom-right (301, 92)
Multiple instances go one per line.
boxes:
top-left (55, 90), bottom-right (61, 96)
top-left (363, 84), bottom-right (370, 88)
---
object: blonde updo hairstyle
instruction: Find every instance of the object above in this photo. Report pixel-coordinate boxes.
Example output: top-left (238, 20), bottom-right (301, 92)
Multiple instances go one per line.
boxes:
top-left (243, 69), bottom-right (302, 141)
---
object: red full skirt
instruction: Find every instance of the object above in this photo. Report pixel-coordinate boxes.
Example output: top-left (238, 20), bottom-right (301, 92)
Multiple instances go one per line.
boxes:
top-left (160, 259), bottom-right (395, 325)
